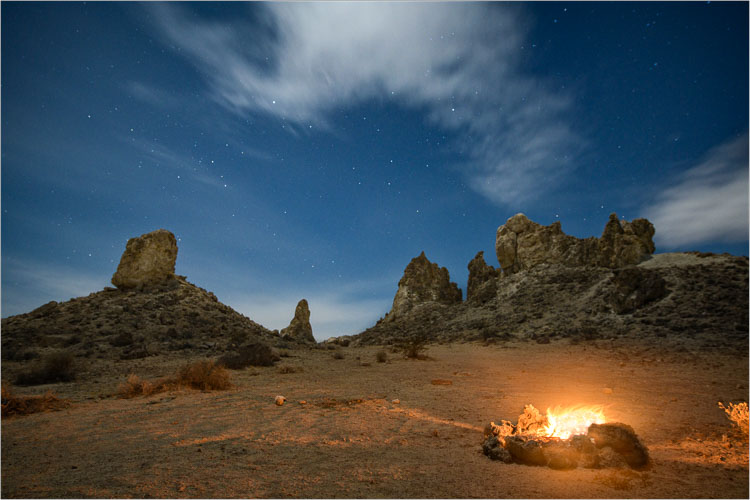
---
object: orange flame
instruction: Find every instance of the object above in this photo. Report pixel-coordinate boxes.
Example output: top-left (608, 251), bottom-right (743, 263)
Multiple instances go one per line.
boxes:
top-left (543, 405), bottom-right (606, 439)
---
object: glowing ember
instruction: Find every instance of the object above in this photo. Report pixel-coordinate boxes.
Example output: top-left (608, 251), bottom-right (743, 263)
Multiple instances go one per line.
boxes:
top-left (543, 405), bottom-right (606, 440)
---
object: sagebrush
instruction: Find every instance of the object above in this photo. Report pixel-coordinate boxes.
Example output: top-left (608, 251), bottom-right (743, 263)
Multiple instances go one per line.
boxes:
top-left (396, 334), bottom-right (430, 360)
top-left (218, 340), bottom-right (279, 369)
top-left (1, 385), bottom-right (70, 416)
top-left (718, 401), bottom-right (749, 435)
top-left (118, 359), bottom-right (231, 398)
top-left (14, 351), bottom-right (76, 386)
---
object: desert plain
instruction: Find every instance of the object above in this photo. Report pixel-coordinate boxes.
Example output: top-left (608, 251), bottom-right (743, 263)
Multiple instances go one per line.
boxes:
top-left (2, 339), bottom-right (747, 498)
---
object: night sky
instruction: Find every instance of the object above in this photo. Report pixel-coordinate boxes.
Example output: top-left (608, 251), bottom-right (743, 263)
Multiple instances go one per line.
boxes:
top-left (2, 2), bottom-right (748, 339)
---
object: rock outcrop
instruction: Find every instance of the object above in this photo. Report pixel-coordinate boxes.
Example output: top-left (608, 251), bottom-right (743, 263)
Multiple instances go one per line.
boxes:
top-left (386, 252), bottom-right (462, 320)
top-left (467, 251), bottom-right (501, 304)
top-left (111, 229), bottom-right (178, 289)
top-left (355, 251), bottom-right (747, 353)
top-left (607, 267), bottom-right (667, 314)
top-left (280, 299), bottom-right (315, 343)
top-left (495, 213), bottom-right (654, 274)
top-left (1, 229), bottom-right (283, 367)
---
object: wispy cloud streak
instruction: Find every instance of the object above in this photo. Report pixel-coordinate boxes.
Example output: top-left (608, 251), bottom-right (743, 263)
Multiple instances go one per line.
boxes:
top-left (125, 137), bottom-right (227, 189)
top-left (643, 134), bottom-right (749, 248)
top-left (147, 2), bottom-right (580, 205)
top-left (1, 257), bottom-right (108, 316)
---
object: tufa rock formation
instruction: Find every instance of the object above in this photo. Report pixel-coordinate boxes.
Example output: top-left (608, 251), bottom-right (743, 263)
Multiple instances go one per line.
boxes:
top-left (280, 299), bottom-right (315, 343)
top-left (111, 229), bottom-right (178, 289)
top-left (1, 229), bottom-right (284, 368)
top-left (355, 214), bottom-right (747, 352)
top-left (385, 252), bottom-right (462, 320)
top-left (495, 213), bottom-right (654, 274)
top-left (467, 251), bottom-right (502, 304)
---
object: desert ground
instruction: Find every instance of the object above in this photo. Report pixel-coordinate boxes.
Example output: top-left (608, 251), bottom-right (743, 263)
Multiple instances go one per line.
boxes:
top-left (2, 340), bottom-right (747, 498)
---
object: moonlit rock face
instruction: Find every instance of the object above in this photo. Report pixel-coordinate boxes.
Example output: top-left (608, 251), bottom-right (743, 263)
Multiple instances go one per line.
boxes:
top-left (495, 213), bottom-right (655, 274)
top-left (111, 229), bottom-right (178, 289)
top-left (280, 299), bottom-right (315, 343)
top-left (466, 251), bottom-right (501, 304)
top-left (387, 252), bottom-right (462, 320)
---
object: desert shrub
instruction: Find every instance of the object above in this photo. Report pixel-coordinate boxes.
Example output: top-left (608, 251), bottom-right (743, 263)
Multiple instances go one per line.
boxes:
top-left (118, 361), bottom-right (231, 398)
top-left (175, 360), bottom-right (231, 391)
top-left (718, 401), bottom-right (749, 435)
top-left (397, 334), bottom-right (430, 360)
top-left (332, 351), bottom-right (344, 360)
top-left (229, 329), bottom-right (249, 345)
top-left (14, 351), bottom-right (76, 386)
top-left (376, 350), bottom-right (388, 363)
top-left (13, 349), bottom-right (40, 362)
top-left (218, 340), bottom-right (279, 369)
top-left (277, 365), bottom-right (302, 374)
top-left (118, 374), bottom-right (163, 398)
top-left (109, 332), bottom-right (133, 347)
top-left (1, 385), bottom-right (70, 417)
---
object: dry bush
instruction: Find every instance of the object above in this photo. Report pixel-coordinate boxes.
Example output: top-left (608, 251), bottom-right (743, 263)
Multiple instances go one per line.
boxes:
top-left (718, 401), bottom-right (749, 435)
top-left (118, 360), bottom-right (231, 398)
top-left (277, 365), bottom-right (302, 374)
top-left (376, 350), bottom-right (388, 363)
top-left (1, 385), bottom-right (70, 417)
top-left (397, 334), bottom-right (430, 360)
top-left (118, 374), bottom-right (164, 398)
top-left (175, 360), bottom-right (231, 390)
top-left (332, 351), bottom-right (344, 360)
top-left (14, 351), bottom-right (76, 386)
top-left (218, 340), bottom-right (279, 369)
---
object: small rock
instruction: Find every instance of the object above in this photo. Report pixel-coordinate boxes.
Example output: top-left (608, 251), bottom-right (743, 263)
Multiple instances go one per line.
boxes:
top-left (275, 395), bottom-right (286, 406)
top-left (392, 399), bottom-right (400, 404)
top-left (603, 387), bottom-right (613, 394)
top-left (299, 400), bottom-right (307, 405)
top-left (431, 379), bottom-right (453, 385)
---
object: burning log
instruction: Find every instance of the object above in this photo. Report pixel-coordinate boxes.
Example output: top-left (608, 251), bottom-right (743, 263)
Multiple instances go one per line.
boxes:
top-left (483, 404), bottom-right (649, 470)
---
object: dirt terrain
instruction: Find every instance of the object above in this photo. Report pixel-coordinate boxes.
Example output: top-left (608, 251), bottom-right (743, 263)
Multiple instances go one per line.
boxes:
top-left (2, 342), bottom-right (747, 498)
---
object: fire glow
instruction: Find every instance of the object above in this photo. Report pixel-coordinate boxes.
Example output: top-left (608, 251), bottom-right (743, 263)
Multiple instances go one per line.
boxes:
top-left (483, 404), bottom-right (649, 469)
top-left (543, 405), bottom-right (607, 439)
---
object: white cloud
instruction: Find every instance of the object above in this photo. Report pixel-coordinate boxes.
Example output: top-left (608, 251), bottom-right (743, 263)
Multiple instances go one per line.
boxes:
top-left (643, 134), bottom-right (749, 248)
top-left (147, 2), bottom-right (580, 205)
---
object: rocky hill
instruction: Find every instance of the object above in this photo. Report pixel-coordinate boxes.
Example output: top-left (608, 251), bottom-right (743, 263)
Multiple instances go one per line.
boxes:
top-left (352, 213), bottom-right (748, 353)
top-left (1, 229), bottom-right (308, 365)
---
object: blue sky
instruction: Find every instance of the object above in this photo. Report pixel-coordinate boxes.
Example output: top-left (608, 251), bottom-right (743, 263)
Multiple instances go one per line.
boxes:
top-left (2, 2), bottom-right (748, 340)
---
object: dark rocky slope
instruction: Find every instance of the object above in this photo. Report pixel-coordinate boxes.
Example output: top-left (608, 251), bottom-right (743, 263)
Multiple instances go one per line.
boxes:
top-left (352, 214), bottom-right (748, 353)
top-left (1, 229), bottom-right (301, 366)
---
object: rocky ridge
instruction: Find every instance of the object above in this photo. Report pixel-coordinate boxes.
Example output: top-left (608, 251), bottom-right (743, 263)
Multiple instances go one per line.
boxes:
top-left (1, 229), bottom-right (307, 366)
top-left (353, 214), bottom-right (748, 352)
top-left (384, 251), bottom-right (462, 321)
top-left (496, 213), bottom-right (654, 273)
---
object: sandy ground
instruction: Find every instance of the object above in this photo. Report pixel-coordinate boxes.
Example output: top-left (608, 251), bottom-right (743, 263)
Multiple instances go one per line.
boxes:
top-left (2, 342), bottom-right (748, 498)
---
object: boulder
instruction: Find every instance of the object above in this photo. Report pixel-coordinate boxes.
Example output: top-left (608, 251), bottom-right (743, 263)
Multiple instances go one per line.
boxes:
top-left (587, 422), bottom-right (649, 468)
top-left (280, 299), bottom-right (315, 343)
top-left (387, 252), bottom-right (462, 320)
top-left (111, 229), bottom-right (178, 289)
top-left (495, 213), bottom-right (655, 274)
top-left (608, 267), bottom-right (667, 314)
top-left (467, 251), bottom-right (501, 304)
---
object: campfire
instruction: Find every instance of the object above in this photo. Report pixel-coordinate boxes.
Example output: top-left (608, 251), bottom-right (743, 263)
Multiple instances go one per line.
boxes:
top-left (483, 404), bottom-right (649, 470)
